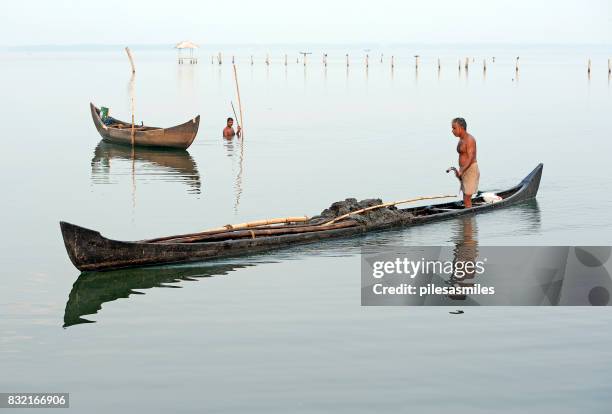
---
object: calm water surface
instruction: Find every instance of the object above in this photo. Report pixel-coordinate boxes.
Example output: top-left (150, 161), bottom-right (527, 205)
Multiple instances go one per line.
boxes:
top-left (1, 45), bottom-right (612, 413)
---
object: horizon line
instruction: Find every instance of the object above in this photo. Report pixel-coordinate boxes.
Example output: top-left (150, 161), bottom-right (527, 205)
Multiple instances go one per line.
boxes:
top-left (2, 41), bottom-right (611, 50)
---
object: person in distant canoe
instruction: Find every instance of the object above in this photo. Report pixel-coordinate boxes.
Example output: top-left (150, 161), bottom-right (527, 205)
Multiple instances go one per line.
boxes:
top-left (451, 117), bottom-right (479, 208)
top-left (223, 117), bottom-right (241, 138)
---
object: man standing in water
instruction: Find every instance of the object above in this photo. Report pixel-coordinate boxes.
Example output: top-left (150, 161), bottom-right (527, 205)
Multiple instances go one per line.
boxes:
top-left (451, 117), bottom-right (479, 208)
top-left (223, 117), bottom-right (241, 138)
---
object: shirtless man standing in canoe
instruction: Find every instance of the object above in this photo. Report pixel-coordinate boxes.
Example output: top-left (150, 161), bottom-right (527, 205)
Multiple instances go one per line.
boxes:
top-left (223, 117), bottom-right (241, 138)
top-left (451, 117), bottom-right (479, 208)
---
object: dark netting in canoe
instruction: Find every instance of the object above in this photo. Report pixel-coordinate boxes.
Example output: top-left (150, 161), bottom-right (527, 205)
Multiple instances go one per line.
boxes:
top-left (309, 198), bottom-right (414, 226)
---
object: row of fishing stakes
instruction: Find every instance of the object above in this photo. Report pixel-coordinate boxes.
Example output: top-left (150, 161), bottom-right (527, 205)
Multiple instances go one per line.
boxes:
top-left (211, 53), bottom-right (483, 70)
top-left (209, 54), bottom-right (612, 75)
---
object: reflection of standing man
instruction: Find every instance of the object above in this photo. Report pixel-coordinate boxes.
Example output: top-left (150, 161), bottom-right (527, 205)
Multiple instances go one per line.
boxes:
top-left (448, 216), bottom-right (479, 300)
top-left (451, 117), bottom-right (479, 208)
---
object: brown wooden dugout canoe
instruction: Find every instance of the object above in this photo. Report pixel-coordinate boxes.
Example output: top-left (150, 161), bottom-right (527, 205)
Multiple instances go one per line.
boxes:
top-left (90, 103), bottom-right (200, 149)
top-left (60, 164), bottom-right (543, 272)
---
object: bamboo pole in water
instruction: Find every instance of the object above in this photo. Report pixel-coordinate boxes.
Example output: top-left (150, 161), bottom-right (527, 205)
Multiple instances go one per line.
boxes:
top-left (320, 195), bottom-right (457, 226)
top-left (131, 104), bottom-right (135, 147)
top-left (125, 48), bottom-right (136, 147)
top-left (346, 54), bottom-right (349, 67)
top-left (125, 47), bottom-right (136, 74)
top-left (231, 101), bottom-right (240, 131)
top-left (609, 58), bottom-right (611, 74)
top-left (233, 64), bottom-right (244, 136)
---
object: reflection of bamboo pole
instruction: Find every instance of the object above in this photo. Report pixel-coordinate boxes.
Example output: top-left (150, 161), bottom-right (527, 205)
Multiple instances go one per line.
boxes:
top-left (131, 152), bottom-right (136, 214)
top-left (321, 194), bottom-right (456, 226)
top-left (234, 134), bottom-right (244, 213)
top-left (232, 64), bottom-right (244, 136)
top-left (346, 54), bottom-right (349, 67)
top-left (125, 47), bottom-right (136, 74)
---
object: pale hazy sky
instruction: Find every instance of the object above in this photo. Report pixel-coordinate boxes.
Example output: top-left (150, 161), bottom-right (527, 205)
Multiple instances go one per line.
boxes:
top-left (1, 0), bottom-right (610, 45)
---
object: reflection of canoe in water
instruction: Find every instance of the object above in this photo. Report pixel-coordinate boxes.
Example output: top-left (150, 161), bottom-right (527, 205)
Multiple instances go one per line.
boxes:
top-left (60, 164), bottom-right (543, 272)
top-left (63, 263), bottom-right (249, 327)
top-left (90, 103), bottom-right (200, 149)
top-left (91, 140), bottom-right (201, 193)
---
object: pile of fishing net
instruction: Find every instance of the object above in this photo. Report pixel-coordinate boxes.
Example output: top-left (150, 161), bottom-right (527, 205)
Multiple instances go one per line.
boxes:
top-left (310, 198), bottom-right (413, 226)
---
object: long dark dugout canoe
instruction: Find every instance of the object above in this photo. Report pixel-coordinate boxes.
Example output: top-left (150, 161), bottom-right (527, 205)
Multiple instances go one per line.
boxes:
top-left (90, 103), bottom-right (200, 149)
top-left (60, 164), bottom-right (543, 271)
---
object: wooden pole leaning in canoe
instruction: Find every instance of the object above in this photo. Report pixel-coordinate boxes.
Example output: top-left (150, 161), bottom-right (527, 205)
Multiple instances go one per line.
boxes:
top-left (144, 216), bottom-right (311, 243)
top-left (157, 221), bottom-right (358, 244)
top-left (320, 194), bottom-right (457, 226)
top-left (232, 64), bottom-right (244, 136)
